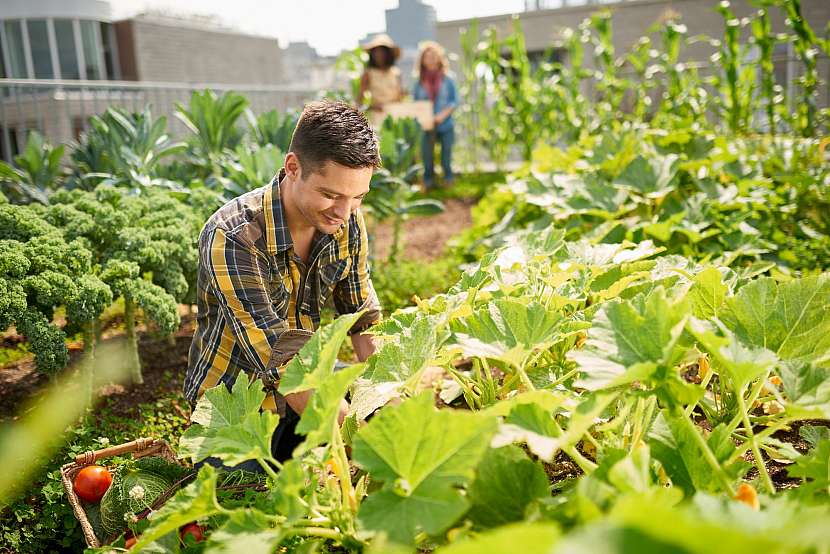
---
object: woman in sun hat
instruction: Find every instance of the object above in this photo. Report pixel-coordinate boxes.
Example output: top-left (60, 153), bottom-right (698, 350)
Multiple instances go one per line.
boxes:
top-left (359, 33), bottom-right (403, 127)
top-left (413, 40), bottom-right (457, 189)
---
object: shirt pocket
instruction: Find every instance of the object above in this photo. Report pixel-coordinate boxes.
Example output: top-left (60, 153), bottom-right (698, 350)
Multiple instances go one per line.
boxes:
top-left (318, 258), bottom-right (351, 307)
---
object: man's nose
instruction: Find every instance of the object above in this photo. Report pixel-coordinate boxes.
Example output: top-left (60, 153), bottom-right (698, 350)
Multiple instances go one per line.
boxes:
top-left (332, 199), bottom-right (350, 220)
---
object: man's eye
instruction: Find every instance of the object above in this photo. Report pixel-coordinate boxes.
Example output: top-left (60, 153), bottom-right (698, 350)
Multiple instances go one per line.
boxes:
top-left (324, 194), bottom-right (338, 200)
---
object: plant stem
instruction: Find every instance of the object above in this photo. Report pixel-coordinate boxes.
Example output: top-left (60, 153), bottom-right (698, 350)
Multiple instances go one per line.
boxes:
top-left (331, 418), bottom-right (357, 516)
top-left (551, 418), bottom-right (597, 474)
top-left (735, 392), bottom-right (775, 494)
top-left (257, 457), bottom-right (280, 483)
top-left (285, 526), bottom-right (344, 541)
top-left (124, 295), bottom-right (143, 385)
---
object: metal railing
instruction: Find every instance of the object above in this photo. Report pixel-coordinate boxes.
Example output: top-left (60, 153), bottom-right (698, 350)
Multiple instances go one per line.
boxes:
top-left (0, 78), bottom-right (321, 162)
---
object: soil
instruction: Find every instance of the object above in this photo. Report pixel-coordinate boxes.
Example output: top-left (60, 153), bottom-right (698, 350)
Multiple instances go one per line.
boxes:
top-left (369, 198), bottom-right (475, 261)
top-left (0, 316), bottom-right (196, 422)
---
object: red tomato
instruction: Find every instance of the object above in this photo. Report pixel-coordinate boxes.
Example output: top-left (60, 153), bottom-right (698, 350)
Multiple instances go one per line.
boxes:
top-left (73, 465), bottom-right (112, 503)
top-left (125, 536), bottom-right (137, 549)
top-left (179, 522), bottom-right (205, 543)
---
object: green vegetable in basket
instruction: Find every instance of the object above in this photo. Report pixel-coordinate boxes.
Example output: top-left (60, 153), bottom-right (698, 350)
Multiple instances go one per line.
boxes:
top-left (84, 502), bottom-right (107, 542)
top-left (99, 459), bottom-right (176, 536)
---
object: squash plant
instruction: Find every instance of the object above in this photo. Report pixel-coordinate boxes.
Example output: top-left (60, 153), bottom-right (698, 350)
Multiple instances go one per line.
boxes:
top-left (113, 230), bottom-right (830, 553)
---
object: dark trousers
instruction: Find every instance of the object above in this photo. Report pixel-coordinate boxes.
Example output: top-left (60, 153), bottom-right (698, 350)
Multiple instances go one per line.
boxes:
top-left (422, 126), bottom-right (454, 188)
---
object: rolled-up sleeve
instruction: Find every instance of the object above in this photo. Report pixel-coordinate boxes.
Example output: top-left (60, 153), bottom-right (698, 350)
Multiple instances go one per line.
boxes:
top-left (333, 211), bottom-right (382, 335)
top-left (205, 227), bottom-right (292, 376)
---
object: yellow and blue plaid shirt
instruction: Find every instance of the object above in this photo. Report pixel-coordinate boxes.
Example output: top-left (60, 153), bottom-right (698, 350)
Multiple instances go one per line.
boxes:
top-left (184, 169), bottom-right (381, 406)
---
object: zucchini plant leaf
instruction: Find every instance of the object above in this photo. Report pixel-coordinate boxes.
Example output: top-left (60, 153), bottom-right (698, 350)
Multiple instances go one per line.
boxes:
top-left (179, 372), bottom-right (279, 466)
top-left (278, 311), bottom-right (364, 394)
top-left (353, 393), bottom-right (497, 545)
top-left (364, 315), bottom-right (439, 383)
top-left (466, 445), bottom-right (550, 528)
top-left (721, 275), bottom-right (830, 365)
top-left (294, 362), bottom-right (365, 453)
top-left (570, 287), bottom-right (689, 391)
top-left (687, 266), bottom-right (728, 319)
top-left (436, 522), bottom-right (560, 554)
top-left (451, 299), bottom-right (570, 367)
top-left (205, 509), bottom-right (283, 554)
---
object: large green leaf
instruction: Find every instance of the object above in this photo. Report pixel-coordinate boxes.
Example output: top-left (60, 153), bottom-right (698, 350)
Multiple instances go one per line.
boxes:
top-left (721, 275), bottom-right (830, 365)
top-left (179, 373), bottom-right (279, 466)
top-left (787, 439), bottom-right (830, 497)
top-left (466, 446), bottom-right (550, 528)
top-left (205, 509), bottom-right (283, 554)
top-left (364, 315), bottom-right (438, 383)
top-left (492, 394), bottom-right (615, 462)
top-left (353, 394), bottom-right (497, 545)
top-left (687, 319), bottom-right (777, 392)
top-left (279, 311), bottom-right (364, 394)
top-left (436, 522), bottom-right (560, 554)
top-left (294, 362), bottom-right (365, 453)
top-left (687, 267), bottom-right (728, 319)
top-left (779, 361), bottom-right (830, 419)
top-left (615, 154), bottom-right (679, 199)
top-left (451, 299), bottom-right (571, 367)
top-left (570, 288), bottom-right (690, 391)
top-left (131, 466), bottom-right (224, 550)
top-left (648, 411), bottom-right (748, 496)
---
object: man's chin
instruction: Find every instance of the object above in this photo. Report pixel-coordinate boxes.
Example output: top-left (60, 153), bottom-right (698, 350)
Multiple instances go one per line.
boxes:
top-left (317, 221), bottom-right (343, 234)
top-left (319, 216), bottom-right (344, 233)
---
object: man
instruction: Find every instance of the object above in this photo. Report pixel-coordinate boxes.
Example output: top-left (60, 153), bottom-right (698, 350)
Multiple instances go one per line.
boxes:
top-left (184, 101), bottom-right (382, 461)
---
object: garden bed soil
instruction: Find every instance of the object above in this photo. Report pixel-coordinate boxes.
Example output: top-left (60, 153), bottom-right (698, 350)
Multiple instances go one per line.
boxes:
top-left (370, 198), bottom-right (474, 261)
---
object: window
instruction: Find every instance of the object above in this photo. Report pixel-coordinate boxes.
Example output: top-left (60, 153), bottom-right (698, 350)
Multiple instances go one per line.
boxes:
top-left (4, 20), bottom-right (28, 78)
top-left (80, 20), bottom-right (103, 79)
top-left (0, 28), bottom-right (6, 78)
top-left (54, 19), bottom-right (80, 79)
top-left (100, 22), bottom-right (119, 80)
top-left (27, 20), bottom-right (54, 79)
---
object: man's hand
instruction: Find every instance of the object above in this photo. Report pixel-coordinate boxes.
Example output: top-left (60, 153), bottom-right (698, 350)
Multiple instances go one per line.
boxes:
top-left (351, 332), bottom-right (377, 362)
top-left (284, 389), bottom-right (351, 425)
top-left (338, 398), bottom-right (350, 425)
top-left (284, 389), bottom-right (313, 415)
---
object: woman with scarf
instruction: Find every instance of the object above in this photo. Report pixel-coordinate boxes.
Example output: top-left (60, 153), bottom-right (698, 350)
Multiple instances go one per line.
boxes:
top-left (413, 41), bottom-right (457, 189)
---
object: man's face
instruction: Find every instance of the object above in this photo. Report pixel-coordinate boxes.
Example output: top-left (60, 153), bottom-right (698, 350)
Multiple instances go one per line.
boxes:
top-left (293, 160), bottom-right (372, 234)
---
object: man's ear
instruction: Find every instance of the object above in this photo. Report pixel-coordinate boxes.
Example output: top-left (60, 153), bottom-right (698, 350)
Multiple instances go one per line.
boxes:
top-left (285, 152), bottom-right (302, 181)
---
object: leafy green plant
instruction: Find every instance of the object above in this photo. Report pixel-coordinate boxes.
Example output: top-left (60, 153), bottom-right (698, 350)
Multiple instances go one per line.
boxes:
top-left (175, 89), bottom-right (249, 176)
top-left (245, 108), bottom-right (299, 151)
top-left (0, 203), bottom-right (109, 378)
top-left (69, 107), bottom-right (186, 193)
top-left (0, 131), bottom-right (65, 204)
top-left (45, 185), bottom-right (198, 383)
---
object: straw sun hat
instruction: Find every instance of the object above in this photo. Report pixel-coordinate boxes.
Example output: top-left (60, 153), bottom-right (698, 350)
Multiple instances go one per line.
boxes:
top-left (361, 33), bottom-right (401, 61)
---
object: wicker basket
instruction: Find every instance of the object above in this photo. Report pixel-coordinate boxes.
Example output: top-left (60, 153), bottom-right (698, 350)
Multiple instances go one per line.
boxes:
top-left (60, 437), bottom-right (191, 548)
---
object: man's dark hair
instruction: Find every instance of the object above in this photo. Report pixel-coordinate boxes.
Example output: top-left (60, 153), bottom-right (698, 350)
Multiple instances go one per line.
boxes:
top-left (289, 101), bottom-right (381, 175)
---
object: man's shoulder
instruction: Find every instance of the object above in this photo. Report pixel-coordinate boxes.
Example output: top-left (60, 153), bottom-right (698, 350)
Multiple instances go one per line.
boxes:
top-left (201, 184), bottom-right (274, 251)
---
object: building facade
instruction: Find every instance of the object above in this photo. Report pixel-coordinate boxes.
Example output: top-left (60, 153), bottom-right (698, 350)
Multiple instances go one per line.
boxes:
top-left (0, 0), bottom-right (317, 162)
top-left (437, 0), bottom-right (830, 99)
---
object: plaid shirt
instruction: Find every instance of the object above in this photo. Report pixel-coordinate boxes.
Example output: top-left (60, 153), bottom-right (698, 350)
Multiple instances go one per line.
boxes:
top-left (184, 169), bottom-right (381, 406)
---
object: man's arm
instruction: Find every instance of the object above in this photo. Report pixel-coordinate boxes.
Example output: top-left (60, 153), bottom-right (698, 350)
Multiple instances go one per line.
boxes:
top-left (205, 227), bottom-right (291, 376)
top-left (351, 332), bottom-right (377, 362)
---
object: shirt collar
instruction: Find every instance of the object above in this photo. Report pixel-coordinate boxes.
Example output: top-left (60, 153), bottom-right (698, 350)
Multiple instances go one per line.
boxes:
top-left (263, 168), bottom-right (292, 256)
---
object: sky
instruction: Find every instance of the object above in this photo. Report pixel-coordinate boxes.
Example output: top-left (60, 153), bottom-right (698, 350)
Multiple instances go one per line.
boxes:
top-left (108, 0), bottom-right (527, 56)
